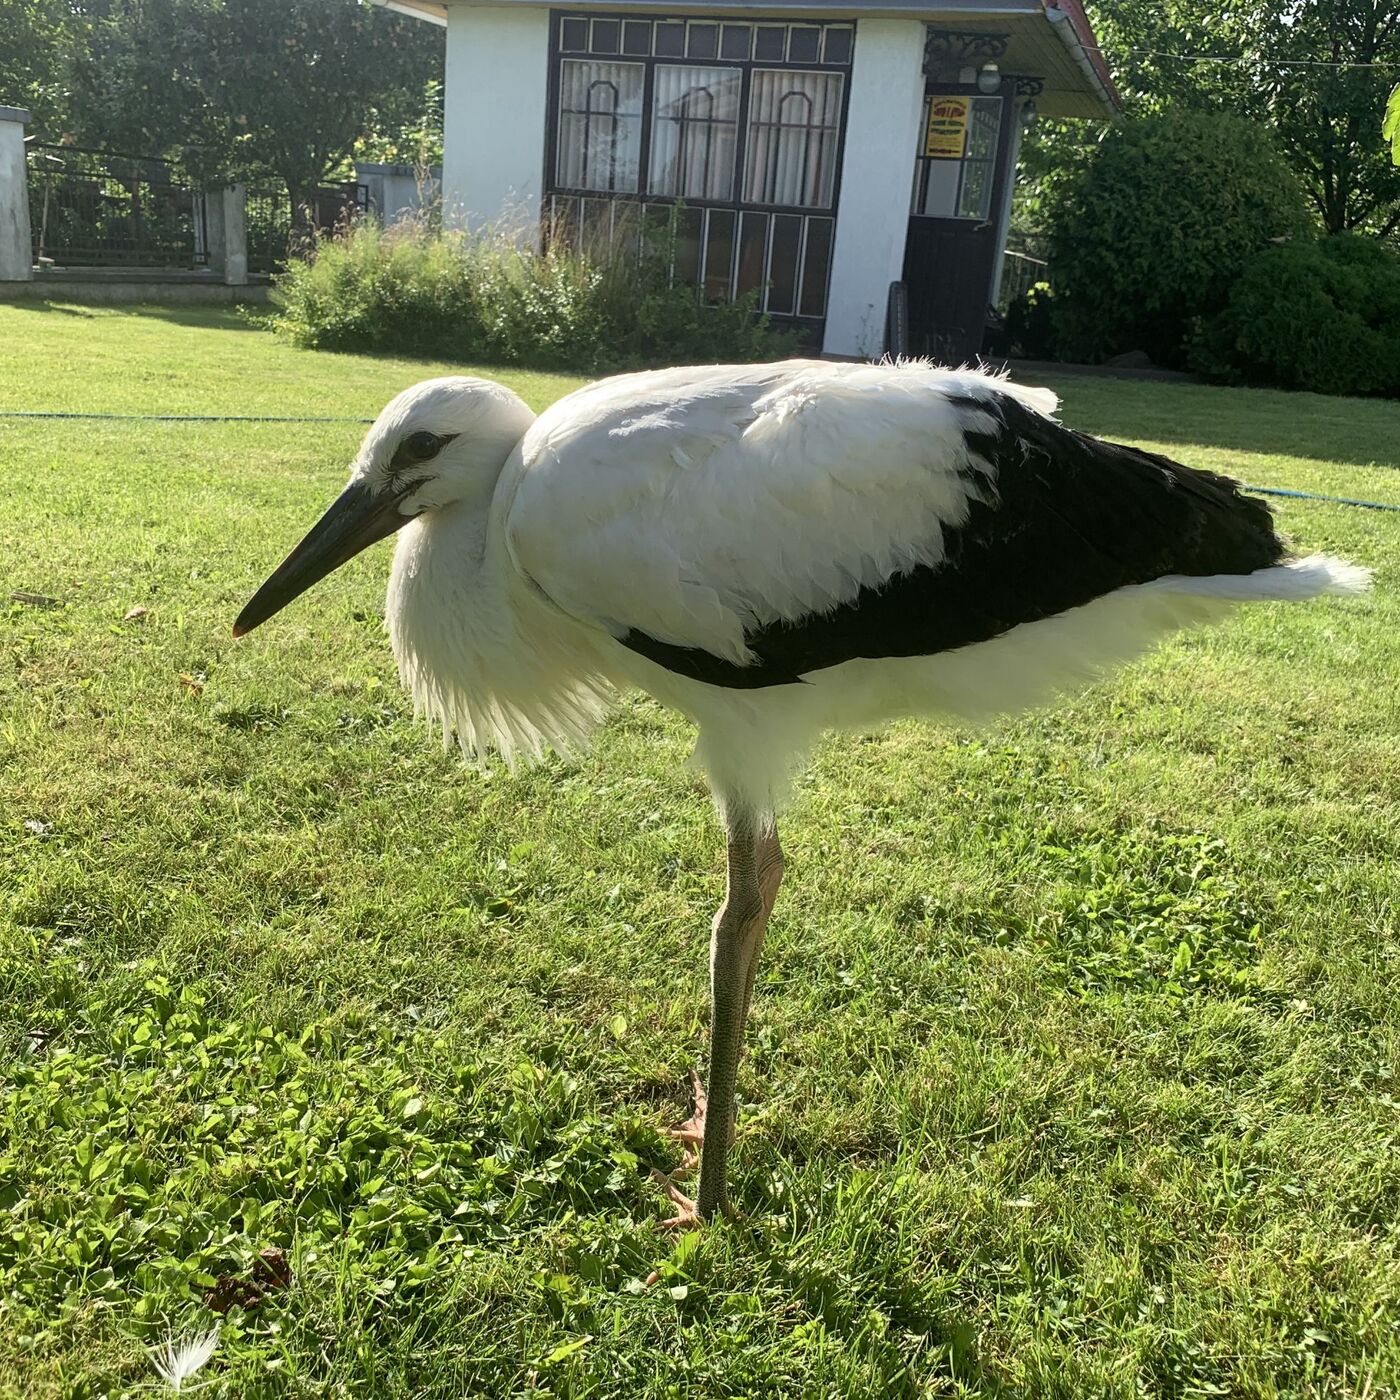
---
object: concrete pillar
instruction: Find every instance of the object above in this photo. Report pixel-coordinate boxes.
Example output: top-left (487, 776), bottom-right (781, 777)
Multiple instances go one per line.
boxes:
top-left (205, 185), bottom-right (248, 285)
top-left (355, 162), bottom-right (441, 225)
top-left (990, 104), bottom-right (1026, 307)
top-left (443, 6), bottom-right (549, 236)
top-left (822, 22), bottom-right (926, 359)
top-left (0, 106), bottom-right (34, 282)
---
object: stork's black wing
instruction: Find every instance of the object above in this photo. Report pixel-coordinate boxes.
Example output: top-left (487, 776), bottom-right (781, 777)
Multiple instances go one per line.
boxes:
top-left (618, 391), bottom-right (1284, 689)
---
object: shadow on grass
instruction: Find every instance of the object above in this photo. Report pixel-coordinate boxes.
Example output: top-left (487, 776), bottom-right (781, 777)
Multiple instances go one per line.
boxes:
top-left (2, 298), bottom-right (268, 333)
top-left (1039, 373), bottom-right (1400, 471)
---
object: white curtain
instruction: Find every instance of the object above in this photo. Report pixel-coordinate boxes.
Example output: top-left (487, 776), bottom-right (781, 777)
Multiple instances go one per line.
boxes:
top-left (742, 70), bottom-right (843, 208)
top-left (649, 65), bottom-right (741, 200)
top-left (556, 60), bottom-right (645, 194)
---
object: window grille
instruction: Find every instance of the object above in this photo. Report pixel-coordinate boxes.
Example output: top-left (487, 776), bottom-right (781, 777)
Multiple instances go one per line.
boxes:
top-left (557, 59), bottom-right (645, 193)
top-left (649, 65), bottom-right (741, 200)
top-left (547, 12), bottom-right (854, 325)
top-left (743, 70), bottom-right (843, 209)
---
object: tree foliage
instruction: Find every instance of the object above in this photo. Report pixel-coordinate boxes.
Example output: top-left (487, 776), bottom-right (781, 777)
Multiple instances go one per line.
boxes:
top-left (1195, 233), bottom-right (1400, 394)
top-left (3, 0), bottom-right (441, 210)
top-left (1042, 112), bottom-right (1314, 365)
top-left (0, 0), bottom-right (88, 134)
top-left (1020, 1), bottom-right (1400, 242)
top-left (197, 0), bottom-right (440, 210)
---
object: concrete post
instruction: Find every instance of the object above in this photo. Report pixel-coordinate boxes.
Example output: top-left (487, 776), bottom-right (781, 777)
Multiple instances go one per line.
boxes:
top-left (204, 184), bottom-right (248, 284)
top-left (0, 106), bottom-right (34, 282)
top-left (822, 23), bottom-right (927, 358)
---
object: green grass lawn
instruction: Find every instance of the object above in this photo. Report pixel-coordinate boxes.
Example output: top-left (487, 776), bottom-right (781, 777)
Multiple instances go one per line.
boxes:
top-left (3, 302), bottom-right (1399, 1399)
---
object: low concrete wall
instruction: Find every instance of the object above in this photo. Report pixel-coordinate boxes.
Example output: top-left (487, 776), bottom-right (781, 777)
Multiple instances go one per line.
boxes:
top-left (0, 272), bottom-right (271, 305)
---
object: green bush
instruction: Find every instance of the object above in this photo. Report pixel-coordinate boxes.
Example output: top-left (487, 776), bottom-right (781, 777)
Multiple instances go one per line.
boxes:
top-left (1003, 280), bottom-right (1059, 360)
top-left (1193, 234), bottom-right (1400, 397)
top-left (1043, 113), bottom-right (1314, 367)
top-left (269, 215), bottom-right (798, 371)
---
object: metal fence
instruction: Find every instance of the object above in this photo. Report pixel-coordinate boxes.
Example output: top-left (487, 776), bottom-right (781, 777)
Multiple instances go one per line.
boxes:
top-left (246, 182), bottom-right (370, 274)
top-left (998, 241), bottom-right (1051, 312)
top-left (27, 144), bottom-right (208, 269)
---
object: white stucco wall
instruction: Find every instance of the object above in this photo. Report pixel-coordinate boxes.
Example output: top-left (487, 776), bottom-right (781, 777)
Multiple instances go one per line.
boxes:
top-left (822, 21), bottom-right (926, 358)
top-left (442, 6), bottom-right (550, 234)
top-left (0, 107), bottom-right (33, 281)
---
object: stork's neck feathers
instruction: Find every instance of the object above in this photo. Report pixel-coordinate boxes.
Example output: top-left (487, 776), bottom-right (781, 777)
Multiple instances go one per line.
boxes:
top-left (386, 471), bottom-right (616, 765)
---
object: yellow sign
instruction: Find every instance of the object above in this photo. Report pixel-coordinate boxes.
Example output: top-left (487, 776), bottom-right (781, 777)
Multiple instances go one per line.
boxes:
top-left (925, 96), bottom-right (970, 159)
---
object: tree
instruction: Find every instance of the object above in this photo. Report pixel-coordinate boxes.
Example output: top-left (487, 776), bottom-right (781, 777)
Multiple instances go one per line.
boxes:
top-left (0, 0), bottom-right (89, 135)
top-left (1020, 1), bottom-right (1400, 240)
top-left (18, 0), bottom-right (441, 219)
top-left (67, 0), bottom-right (216, 155)
top-left (1042, 112), bottom-right (1314, 365)
top-left (196, 0), bottom-right (441, 222)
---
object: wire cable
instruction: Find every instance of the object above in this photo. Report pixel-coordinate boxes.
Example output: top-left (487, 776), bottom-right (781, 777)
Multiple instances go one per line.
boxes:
top-left (0, 410), bottom-right (375, 423)
top-left (4, 412), bottom-right (1397, 511)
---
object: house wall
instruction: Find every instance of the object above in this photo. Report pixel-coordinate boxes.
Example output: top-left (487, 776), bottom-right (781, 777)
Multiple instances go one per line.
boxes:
top-left (821, 20), bottom-right (926, 358)
top-left (443, 6), bottom-right (550, 233)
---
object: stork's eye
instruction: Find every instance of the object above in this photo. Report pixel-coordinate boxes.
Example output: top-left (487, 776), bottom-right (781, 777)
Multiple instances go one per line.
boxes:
top-left (392, 431), bottom-right (451, 469)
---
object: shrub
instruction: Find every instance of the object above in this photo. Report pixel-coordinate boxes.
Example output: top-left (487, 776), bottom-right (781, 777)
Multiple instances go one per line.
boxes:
top-left (1042, 113), bottom-right (1314, 367)
top-left (269, 215), bottom-right (798, 371)
top-left (1003, 280), bottom-right (1059, 360)
top-left (1193, 234), bottom-right (1400, 397)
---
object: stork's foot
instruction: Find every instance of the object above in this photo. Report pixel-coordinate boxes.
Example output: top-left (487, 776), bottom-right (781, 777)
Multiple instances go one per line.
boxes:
top-left (648, 1071), bottom-right (704, 1227)
top-left (647, 1172), bottom-right (740, 1237)
top-left (649, 1070), bottom-right (739, 1229)
top-left (665, 1069), bottom-right (708, 1148)
top-left (650, 1170), bottom-right (704, 1231)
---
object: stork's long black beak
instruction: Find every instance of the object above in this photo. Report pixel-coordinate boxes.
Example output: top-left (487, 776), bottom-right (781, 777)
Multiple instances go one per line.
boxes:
top-left (232, 481), bottom-right (412, 637)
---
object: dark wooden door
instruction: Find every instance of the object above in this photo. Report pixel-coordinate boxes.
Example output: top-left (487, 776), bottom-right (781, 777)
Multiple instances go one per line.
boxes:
top-left (903, 85), bottom-right (1016, 363)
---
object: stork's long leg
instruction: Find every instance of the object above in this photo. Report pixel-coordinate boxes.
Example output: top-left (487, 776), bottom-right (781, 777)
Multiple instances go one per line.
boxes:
top-left (688, 812), bottom-right (782, 1221)
top-left (654, 812), bottom-right (783, 1227)
top-left (742, 826), bottom-right (784, 1026)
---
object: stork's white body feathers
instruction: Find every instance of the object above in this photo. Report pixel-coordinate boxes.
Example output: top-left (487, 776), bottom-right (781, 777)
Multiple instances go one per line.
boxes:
top-left (383, 359), bottom-right (1366, 815)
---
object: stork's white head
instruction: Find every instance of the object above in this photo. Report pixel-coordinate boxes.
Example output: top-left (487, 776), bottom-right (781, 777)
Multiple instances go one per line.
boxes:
top-left (233, 376), bottom-right (534, 637)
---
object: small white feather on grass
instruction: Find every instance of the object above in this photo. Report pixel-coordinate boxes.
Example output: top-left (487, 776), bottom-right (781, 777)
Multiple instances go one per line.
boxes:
top-left (147, 1325), bottom-right (220, 1391)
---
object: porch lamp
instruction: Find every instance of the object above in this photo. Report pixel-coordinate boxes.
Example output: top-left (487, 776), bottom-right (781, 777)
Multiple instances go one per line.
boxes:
top-left (976, 62), bottom-right (1001, 93)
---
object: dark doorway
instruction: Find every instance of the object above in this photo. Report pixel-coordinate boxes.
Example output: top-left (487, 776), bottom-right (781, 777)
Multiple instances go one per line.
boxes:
top-left (903, 82), bottom-right (1016, 363)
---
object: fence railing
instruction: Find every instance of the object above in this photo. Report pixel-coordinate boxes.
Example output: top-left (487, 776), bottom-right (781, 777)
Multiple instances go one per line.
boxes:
top-left (25, 140), bottom-right (369, 277)
top-left (998, 245), bottom-right (1050, 312)
top-left (246, 183), bottom-right (370, 274)
top-left (27, 144), bottom-right (208, 269)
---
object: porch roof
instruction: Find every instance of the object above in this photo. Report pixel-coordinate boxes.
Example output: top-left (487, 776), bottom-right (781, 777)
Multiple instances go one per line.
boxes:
top-left (375, 0), bottom-right (1118, 119)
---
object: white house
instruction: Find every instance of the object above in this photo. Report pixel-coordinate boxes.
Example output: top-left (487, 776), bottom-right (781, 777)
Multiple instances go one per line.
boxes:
top-left (376, 0), bottom-right (1117, 359)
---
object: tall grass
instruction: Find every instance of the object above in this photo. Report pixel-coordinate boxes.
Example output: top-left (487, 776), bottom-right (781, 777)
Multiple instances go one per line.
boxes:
top-left (269, 212), bottom-right (799, 372)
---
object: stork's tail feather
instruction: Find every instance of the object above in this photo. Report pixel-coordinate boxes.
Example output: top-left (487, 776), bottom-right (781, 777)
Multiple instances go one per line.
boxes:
top-left (1148, 553), bottom-right (1372, 602)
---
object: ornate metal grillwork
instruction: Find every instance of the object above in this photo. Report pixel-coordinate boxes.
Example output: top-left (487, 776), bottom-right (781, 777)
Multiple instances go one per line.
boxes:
top-left (923, 29), bottom-right (1010, 76)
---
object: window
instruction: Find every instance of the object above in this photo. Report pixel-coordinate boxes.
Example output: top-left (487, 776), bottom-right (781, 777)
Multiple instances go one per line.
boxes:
top-left (743, 71), bottom-right (843, 208)
top-left (649, 65), bottom-right (741, 200)
top-left (911, 94), bottom-right (1003, 221)
top-left (556, 59), bottom-right (645, 194)
top-left (548, 13), bottom-right (852, 322)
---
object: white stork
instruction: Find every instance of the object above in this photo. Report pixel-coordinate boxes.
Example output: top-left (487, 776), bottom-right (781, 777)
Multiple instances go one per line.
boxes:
top-left (233, 359), bottom-right (1369, 1224)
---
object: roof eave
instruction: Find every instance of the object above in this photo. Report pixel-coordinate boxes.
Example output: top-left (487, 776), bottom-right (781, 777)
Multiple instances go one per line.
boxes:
top-left (1043, 0), bottom-right (1119, 115)
top-left (372, 0), bottom-right (448, 25)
